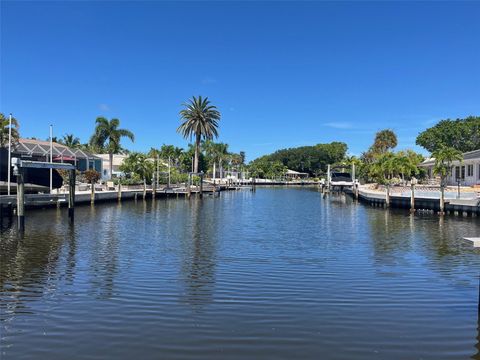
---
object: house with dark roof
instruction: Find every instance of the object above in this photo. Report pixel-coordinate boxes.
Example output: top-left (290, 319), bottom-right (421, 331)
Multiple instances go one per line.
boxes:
top-left (12, 138), bottom-right (102, 173)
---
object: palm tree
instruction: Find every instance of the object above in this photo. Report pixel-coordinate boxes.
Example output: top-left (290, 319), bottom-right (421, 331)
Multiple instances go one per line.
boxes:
top-left (61, 134), bottom-right (81, 148)
top-left (177, 96), bottom-right (221, 174)
top-left (120, 152), bottom-right (153, 198)
top-left (0, 113), bottom-right (19, 147)
top-left (213, 142), bottom-right (229, 179)
top-left (432, 146), bottom-right (463, 186)
top-left (432, 146), bottom-right (463, 213)
top-left (373, 129), bottom-right (398, 154)
top-left (89, 117), bottom-right (135, 179)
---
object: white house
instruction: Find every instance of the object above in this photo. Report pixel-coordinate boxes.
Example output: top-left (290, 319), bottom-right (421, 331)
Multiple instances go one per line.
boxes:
top-left (420, 149), bottom-right (480, 186)
top-left (95, 154), bottom-right (129, 180)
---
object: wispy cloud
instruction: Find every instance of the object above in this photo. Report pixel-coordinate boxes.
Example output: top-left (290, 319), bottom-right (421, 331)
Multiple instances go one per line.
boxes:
top-left (98, 103), bottom-right (110, 112)
top-left (323, 121), bottom-right (354, 129)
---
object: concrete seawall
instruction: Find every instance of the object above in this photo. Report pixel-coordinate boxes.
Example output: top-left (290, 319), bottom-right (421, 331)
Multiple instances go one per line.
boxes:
top-left (352, 188), bottom-right (480, 216)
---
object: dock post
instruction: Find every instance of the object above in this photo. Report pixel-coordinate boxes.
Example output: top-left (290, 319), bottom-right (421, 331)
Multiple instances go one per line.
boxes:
top-left (410, 183), bottom-right (416, 213)
top-left (385, 184), bottom-right (390, 208)
top-left (152, 174), bottom-right (156, 200)
top-left (199, 173), bottom-right (204, 198)
top-left (354, 181), bottom-right (359, 200)
top-left (439, 184), bottom-right (445, 215)
top-left (327, 164), bottom-right (331, 192)
top-left (90, 181), bottom-right (95, 205)
top-left (118, 181), bottom-right (122, 201)
top-left (68, 169), bottom-right (75, 222)
top-left (187, 174), bottom-right (192, 198)
top-left (16, 167), bottom-right (25, 233)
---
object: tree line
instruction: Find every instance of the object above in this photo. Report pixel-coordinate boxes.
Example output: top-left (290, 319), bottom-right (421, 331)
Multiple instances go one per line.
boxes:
top-left (1, 108), bottom-right (478, 185)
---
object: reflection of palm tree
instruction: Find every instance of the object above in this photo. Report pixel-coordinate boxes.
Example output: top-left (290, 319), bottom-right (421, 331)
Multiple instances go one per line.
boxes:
top-left (88, 206), bottom-right (119, 299)
top-left (180, 198), bottom-right (217, 309)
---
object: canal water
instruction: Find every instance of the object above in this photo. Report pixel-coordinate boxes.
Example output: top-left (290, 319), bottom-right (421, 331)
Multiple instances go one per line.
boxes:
top-left (1, 187), bottom-right (480, 359)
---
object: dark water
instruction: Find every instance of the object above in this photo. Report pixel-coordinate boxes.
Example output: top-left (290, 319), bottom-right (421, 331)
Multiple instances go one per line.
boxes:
top-left (1, 188), bottom-right (480, 360)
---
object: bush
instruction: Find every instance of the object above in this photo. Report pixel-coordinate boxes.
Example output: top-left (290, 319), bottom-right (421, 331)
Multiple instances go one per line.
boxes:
top-left (84, 169), bottom-right (101, 184)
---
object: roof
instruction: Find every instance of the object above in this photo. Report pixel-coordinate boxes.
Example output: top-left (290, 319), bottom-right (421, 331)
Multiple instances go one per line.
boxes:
top-left (420, 148), bottom-right (480, 167)
top-left (13, 138), bottom-right (99, 160)
top-left (285, 169), bottom-right (309, 175)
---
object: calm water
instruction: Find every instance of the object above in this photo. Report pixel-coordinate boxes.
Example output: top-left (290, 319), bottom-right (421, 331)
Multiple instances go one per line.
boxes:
top-left (1, 187), bottom-right (480, 360)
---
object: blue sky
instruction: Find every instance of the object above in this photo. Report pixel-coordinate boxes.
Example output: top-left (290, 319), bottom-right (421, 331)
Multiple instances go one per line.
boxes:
top-left (1, 1), bottom-right (479, 161)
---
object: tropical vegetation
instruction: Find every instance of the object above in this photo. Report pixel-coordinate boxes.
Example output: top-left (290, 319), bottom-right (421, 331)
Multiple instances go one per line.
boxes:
top-left (416, 116), bottom-right (480, 153)
top-left (0, 113), bottom-right (19, 147)
top-left (177, 96), bottom-right (221, 174)
top-left (89, 117), bottom-right (135, 179)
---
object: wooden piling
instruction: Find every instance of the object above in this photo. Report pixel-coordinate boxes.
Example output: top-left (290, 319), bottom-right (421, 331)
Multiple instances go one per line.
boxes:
top-left (68, 169), bottom-right (75, 222)
top-left (118, 182), bottom-right (122, 201)
top-left (16, 168), bottom-right (25, 232)
top-left (385, 184), bottom-right (390, 208)
top-left (410, 183), bottom-right (415, 213)
top-left (199, 173), bottom-right (204, 198)
top-left (439, 184), bottom-right (445, 215)
top-left (90, 181), bottom-right (95, 205)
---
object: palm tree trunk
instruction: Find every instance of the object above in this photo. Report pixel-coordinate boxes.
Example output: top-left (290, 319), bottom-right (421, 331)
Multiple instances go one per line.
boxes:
top-left (194, 133), bottom-right (201, 174)
top-left (143, 178), bottom-right (146, 199)
top-left (109, 152), bottom-right (113, 180)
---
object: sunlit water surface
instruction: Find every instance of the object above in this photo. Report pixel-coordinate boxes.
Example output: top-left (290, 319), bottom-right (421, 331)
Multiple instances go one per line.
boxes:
top-left (1, 188), bottom-right (480, 359)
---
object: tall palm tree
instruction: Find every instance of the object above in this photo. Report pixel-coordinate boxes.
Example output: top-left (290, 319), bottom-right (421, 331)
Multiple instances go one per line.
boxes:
top-left (90, 117), bottom-right (135, 179)
top-left (373, 129), bottom-right (398, 154)
top-left (213, 142), bottom-right (229, 179)
top-left (177, 96), bottom-right (221, 174)
top-left (0, 113), bottom-right (19, 147)
top-left (61, 134), bottom-right (81, 148)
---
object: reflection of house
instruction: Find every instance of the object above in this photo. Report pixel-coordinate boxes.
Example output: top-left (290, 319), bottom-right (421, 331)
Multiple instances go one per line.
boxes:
top-left (12, 138), bottom-right (102, 172)
top-left (284, 169), bottom-right (309, 180)
top-left (95, 154), bottom-right (128, 179)
top-left (420, 149), bottom-right (480, 186)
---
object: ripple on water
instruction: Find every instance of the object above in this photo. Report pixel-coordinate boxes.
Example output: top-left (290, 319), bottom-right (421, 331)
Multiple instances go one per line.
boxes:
top-left (1, 188), bottom-right (480, 360)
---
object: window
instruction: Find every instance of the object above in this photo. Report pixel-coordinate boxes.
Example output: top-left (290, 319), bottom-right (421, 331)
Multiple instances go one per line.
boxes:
top-left (467, 164), bottom-right (473, 177)
top-left (478, 164), bottom-right (480, 180)
top-left (455, 166), bottom-right (460, 179)
top-left (455, 166), bottom-right (465, 180)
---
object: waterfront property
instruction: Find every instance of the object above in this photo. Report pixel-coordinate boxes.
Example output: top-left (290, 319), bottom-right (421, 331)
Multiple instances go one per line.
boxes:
top-left (420, 149), bottom-right (480, 186)
top-left (284, 169), bottom-right (309, 180)
top-left (95, 153), bottom-right (129, 180)
top-left (1, 188), bottom-right (480, 360)
top-left (10, 138), bottom-right (102, 172)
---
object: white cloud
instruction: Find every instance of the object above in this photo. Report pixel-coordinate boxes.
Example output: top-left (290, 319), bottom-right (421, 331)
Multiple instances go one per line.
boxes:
top-left (98, 104), bottom-right (110, 112)
top-left (323, 121), bottom-right (354, 129)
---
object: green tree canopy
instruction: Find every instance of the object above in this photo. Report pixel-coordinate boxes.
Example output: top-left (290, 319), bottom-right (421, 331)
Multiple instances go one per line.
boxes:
top-left (250, 142), bottom-right (347, 175)
top-left (0, 113), bottom-right (20, 147)
top-left (416, 116), bottom-right (480, 153)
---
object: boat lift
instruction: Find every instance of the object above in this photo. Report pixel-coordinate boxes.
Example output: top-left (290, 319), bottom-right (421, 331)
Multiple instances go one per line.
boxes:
top-left (11, 157), bottom-right (76, 232)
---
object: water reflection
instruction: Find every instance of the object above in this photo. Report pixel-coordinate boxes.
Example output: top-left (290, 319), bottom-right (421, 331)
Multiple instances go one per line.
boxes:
top-left (88, 205), bottom-right (119, 300)
top-left (1, 189), bottom-right (480, 360)
top-left (179, 198), bottom-right (217, 309)
top-left (0, 224), bottom-right (64, 320)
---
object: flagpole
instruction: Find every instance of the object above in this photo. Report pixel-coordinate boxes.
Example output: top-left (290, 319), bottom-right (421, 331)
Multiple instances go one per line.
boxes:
top-left (50, 125), bottom-right (53, 193)
top-left (7, 113), bottom-right (12, 196)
